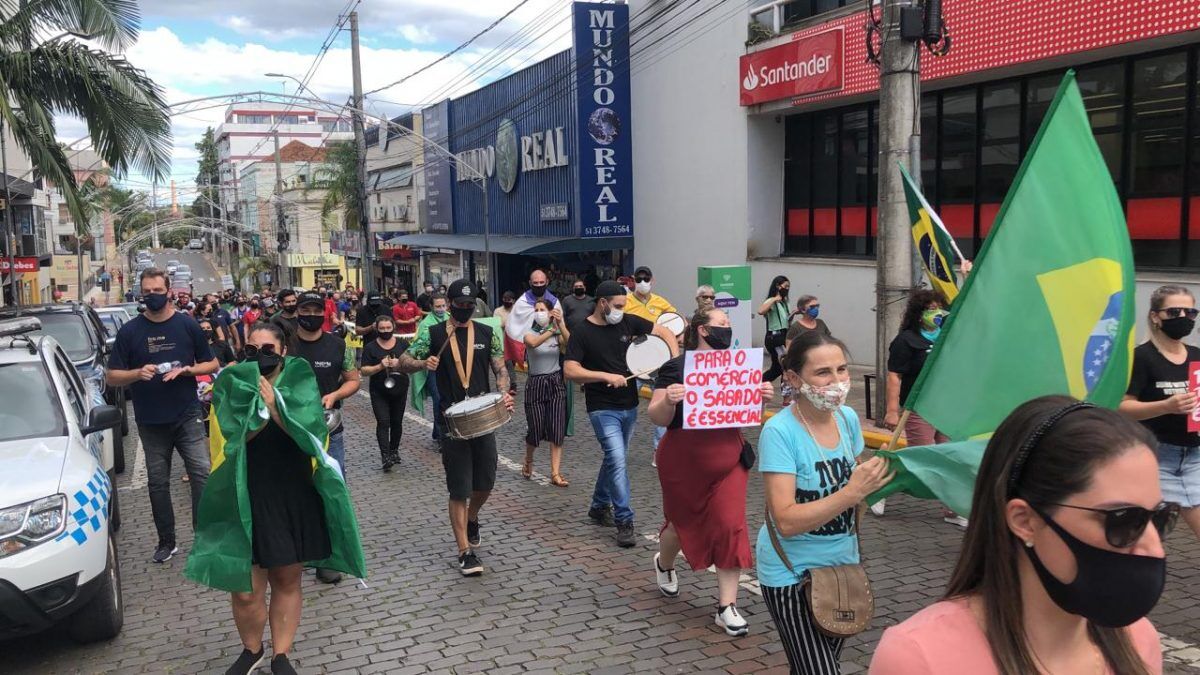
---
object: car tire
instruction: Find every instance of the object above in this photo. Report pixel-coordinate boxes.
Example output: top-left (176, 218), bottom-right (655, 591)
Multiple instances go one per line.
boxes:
top-left (68, 534), bottom-right (123, 643)
top-left (107, 472), bottom-right (121, 533)
top-left (112, 425), bottom-right (126, 475)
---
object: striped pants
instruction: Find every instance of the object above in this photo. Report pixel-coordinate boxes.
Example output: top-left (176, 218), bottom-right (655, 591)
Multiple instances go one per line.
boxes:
top-left (761, 583), bottom-right (845, 675)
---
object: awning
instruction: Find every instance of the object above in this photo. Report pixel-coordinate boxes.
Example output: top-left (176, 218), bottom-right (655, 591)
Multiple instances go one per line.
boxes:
top-left (387, 233), bottom-right (633, 256)
top-left (0, 174), bottom-right (36, 198)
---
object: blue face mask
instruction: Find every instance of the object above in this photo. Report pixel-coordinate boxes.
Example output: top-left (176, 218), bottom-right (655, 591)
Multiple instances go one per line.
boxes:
top-left (921, 327), bottom-right (942, 343)
top-left (805, 305), bottom-right (820, 319)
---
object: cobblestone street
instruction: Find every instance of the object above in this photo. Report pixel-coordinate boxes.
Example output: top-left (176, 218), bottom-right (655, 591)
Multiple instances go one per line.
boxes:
top-left (4, 379), bottom-right (1198, 674)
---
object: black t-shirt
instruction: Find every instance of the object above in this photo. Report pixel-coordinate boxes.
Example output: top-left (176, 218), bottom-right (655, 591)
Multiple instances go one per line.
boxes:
top-left (210, 339), bottom-right (236, 366)
top-left (654, 355), bottom-right (686, 429)
top-left (565, 314), bottom-right (655, 412)
top-left (356, 303), bottom-right (387, 342)
top-left (561, 294), bottom-right (596, 330)
top-left (271, 312), bottom-right (298, 344)
top-left (887, 329), bottom-right (934, 408)
top-left (1127, 341), bottom-right (1200, 447)
top-left (423, 321), bottom-right (497, 413)
top-left (109, 311), bottom-right (215, 424)
top-left (416, 292), bottom-right (433, 312)
top-left (361, 337), bottom-right (410, 394)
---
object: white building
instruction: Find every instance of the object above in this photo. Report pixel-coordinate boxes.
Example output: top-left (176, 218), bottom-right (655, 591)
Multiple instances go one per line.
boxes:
top-left (214, 100), bottom-right (352, 222)
top-left (365, 112), bottom-right (423, 292)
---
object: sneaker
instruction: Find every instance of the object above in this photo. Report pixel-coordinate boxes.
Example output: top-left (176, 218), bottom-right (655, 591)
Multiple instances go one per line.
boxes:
top-left (152, 542), bottom-right (178, 563)
top-left (715, 604), bottom-right (749, 637)
top-left (654, 553), bottom-right (679, 597)
top-left (615, 522), bottom-right (637, 548)
top-left (458, 550), bottom-right (483, 576)
top-left (224, 647), bottom-right (265, 675)
top-left (270, 654), bottom-right (297, 675)
top-left (315, 567), bottom-right (342, 584)
top-left (870, 499), bottom-right (886, 517)
top-left (588, 506), bottom-right (615, 527)
top-left (467, 519), bottom-right (481, 547)
top-left (943, 515), bottom-right (969, 529)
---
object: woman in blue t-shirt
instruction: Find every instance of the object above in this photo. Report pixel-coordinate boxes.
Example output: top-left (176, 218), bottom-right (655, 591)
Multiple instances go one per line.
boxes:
top-left (757, 331), bottom-right (893, 674)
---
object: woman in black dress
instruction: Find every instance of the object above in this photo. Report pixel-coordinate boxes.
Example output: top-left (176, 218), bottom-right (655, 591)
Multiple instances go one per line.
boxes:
top-left (359, 315), bottom-right (410, 471)
top-left (225, 323), bottom-right (331, 675)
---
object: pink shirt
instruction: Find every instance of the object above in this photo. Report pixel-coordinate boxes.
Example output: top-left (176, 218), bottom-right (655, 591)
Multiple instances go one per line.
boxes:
top-left (869, 598), bottom-right (1162, 675)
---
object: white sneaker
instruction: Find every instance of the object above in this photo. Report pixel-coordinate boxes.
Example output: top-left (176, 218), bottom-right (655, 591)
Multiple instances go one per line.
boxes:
top-left (654, 553), bottom-right (678, 597)
top-left (870, 499), bottom-right (886, 516)
top-left (943, 515), bottom-right (969, 529)
top-left (715, 604), bottom-right (748, 637)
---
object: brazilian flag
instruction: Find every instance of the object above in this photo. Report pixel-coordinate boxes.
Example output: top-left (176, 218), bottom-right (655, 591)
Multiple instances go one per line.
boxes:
top-left (185, 358), bottom-right (367, 593)
top-left (901, 163), bottom-right (964, 303)
top-left (871, 72), bottom-right (1136, 513)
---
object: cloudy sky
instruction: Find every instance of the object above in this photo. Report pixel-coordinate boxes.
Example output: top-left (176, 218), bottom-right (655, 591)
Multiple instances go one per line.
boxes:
top-left (61, 0), bottom-right (575, 199)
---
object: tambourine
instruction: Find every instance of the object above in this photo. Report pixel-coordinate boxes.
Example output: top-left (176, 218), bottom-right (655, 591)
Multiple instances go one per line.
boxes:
top-left (656, 311), bottom-right (686, 337)
top-left (624, 334), bottom-right (672, 381)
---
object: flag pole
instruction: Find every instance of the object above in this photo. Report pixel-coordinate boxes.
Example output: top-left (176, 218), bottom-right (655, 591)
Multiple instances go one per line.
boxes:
top-left (886, 409), bottom-right (911, 451)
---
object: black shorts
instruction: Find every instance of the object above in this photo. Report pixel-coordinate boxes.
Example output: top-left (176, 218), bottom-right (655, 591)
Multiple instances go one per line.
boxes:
top-left (440, 433), bottom-right (498, 500)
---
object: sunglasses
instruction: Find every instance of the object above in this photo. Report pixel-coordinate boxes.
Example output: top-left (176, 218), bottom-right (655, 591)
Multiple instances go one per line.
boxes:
top-left (699, 295), bottom-right (716, 301)
top-left (1159, 307), bottom-right (1200, 319)
top-left (1040, 501), bottom-right (1180, 548)
top-left (243, 344), bottom-right (279, 358)
top-left (634, 275), bottom-right (651, 282)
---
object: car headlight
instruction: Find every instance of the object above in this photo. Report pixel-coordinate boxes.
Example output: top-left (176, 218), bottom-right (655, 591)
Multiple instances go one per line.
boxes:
top-left (0, 495), bottom-right (67, 559)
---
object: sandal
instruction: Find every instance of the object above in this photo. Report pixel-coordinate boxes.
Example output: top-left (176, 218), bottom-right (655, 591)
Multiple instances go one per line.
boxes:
top-left (522, 455), bottom-right (533, 479)
top-left (550, 474), bottom-right (569, 488)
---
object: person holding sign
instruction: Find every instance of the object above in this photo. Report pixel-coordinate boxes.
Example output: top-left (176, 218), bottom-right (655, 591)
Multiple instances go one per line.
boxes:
top-left (1120, 284), bottom-right (1200, 539)
top-left (648, 308), bottom-right (774, 637)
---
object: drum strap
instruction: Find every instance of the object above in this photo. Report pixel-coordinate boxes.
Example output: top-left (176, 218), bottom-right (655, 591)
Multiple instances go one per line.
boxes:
top-left (447, 321), bottom-right (475, 389)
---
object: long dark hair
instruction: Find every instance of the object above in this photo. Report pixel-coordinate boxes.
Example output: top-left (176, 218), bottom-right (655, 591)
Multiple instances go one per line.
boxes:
top-left (247, 322), bottom-right (288, 354)
top-left (945, 395), bottom-right (1157, 675)
top-left (899, 289), bottom-right (946, 333)
top-left (683, 307), bottom-right (722, 350)
top-left (781, 328), bottom-right (849, 372)
top-left (765, 275), bottom-right (789, 300)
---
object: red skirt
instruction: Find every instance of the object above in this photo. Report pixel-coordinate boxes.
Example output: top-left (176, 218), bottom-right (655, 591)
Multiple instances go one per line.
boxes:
top-left (657, 427), bottom-right (753, 570)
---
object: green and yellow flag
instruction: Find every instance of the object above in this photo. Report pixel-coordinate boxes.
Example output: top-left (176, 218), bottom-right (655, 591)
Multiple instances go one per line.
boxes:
top-left (901, 163), bottom-right (964, 303)
top-left (185, 358), bottom-right (367, 593)
top-left (870, 71), bottom-right (1136, 513)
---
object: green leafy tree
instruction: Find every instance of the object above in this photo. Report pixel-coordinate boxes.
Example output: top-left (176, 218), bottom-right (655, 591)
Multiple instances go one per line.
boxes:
top-left (309, 140), bottom-right (359, 233)
top-left (0, 0), bottom-right (171, 226)
top-left (234, 255), bottom-right (272, 289)
top-left (190, 126), bottom-right (221, 221)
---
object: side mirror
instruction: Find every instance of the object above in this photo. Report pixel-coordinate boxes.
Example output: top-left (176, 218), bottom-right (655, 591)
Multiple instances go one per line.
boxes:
top-left (104, 335), bottom-right (116, 353)
top-left (81, 404), bottom-right (122, 436)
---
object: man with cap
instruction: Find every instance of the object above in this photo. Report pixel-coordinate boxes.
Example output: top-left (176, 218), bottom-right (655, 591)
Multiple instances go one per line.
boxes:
top-left (355, 291), bottom-right (388, 343)
top-left (399, 279), bottom-right (513, 576)
top-left (292, 291), bottom-right (360, 583)
top-left (622, 266), bottom-right (679, 466)
top-left (564, 280), bottom-right (679, 547)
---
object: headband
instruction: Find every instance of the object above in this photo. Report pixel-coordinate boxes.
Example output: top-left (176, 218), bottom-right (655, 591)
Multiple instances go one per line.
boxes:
top-left (1005, 402), bottom-right (1096, 498)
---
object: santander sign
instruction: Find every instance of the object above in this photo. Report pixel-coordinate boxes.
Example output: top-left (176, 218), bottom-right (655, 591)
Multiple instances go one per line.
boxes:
top-left (739, 28), bottom-right (844, 106)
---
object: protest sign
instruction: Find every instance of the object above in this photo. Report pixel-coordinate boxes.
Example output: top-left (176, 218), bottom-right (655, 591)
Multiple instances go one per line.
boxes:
top-left (682, 348), bottom-right (764, 430)
top-left (1190, 362), bottom-right (1200, 434)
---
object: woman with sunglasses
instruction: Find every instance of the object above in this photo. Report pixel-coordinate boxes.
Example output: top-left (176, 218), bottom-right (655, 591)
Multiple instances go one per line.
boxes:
top-left (1120, 284), bottom-right (1200, 539)
top-left (871, 395), bottom-right (1174, 674)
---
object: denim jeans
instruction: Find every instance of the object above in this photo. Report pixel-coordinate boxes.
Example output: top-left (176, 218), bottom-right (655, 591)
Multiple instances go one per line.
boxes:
top-left (138, 404), bottom-right (210, 546)
top-left (327, 429), bottom-right (346, 481)
top-left (588, 407), bottom-right (639, 525)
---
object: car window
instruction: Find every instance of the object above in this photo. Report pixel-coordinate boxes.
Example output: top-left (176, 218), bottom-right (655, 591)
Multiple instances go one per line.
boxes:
top-left (101, 315), bottom-right (119, 334)
top-left (28, 313), bottom-right (95, 362)
top-left (53, 353), bottom-right (86, 423)
top-left (0, 362), bottom-right (67, 441)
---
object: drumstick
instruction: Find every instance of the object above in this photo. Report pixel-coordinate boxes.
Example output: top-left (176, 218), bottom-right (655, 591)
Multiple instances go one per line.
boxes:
top-left (625, 367), bottom-right (658, 382)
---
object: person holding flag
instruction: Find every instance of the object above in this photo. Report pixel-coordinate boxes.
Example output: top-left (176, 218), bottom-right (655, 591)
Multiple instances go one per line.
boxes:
top-left (504, 270), bottom-right (563, 387)
top-left (186, 323), bottom-right (366, 675)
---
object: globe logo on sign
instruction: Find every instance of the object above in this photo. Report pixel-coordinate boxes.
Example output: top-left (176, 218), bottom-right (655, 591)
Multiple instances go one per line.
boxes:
top-left (587, 108), bottom-right (621, 145)
top-left (495, 118), bottom-right (519, 194)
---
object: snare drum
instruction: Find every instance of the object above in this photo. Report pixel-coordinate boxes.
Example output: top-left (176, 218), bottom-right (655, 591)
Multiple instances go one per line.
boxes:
top-left (444, 392), bottom-right (511, 440)
top-left (656, 311), bottom-right (686, 337)
top-left (625, 334), bottom-right (673, 381)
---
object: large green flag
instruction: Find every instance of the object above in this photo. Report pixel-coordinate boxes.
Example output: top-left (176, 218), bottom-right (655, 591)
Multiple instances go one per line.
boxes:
top-left (185, 358), bottom-right (367, 593)
top-left (871, 71), bottom-right (1136, 511)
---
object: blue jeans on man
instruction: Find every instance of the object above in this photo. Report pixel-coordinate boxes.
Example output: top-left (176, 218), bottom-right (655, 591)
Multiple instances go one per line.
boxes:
top-left (588, 407), bottom-right (638, 525)
top-left (327, 429), bottom-right (346, 480)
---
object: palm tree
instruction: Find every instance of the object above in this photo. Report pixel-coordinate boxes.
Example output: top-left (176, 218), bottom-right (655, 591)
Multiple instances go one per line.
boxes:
top-left (0, 0), bottom-right (171, 226)
top-left (309, 141), bottom-right (360, 233)
top-left (234, 255), bottom-right (272, 291)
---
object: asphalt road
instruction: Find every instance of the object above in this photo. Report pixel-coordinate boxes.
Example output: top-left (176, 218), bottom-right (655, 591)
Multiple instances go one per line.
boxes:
top-left (148, 247), bottom-right (223, 296)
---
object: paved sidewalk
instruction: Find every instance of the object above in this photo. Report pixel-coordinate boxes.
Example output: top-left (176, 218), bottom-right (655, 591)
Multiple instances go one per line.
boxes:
top-left (3, 376), bottom-right (1197, 674)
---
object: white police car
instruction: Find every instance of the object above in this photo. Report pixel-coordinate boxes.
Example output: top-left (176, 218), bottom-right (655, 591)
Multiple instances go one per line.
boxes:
top-left (0, 317), bottom-right (124, 642)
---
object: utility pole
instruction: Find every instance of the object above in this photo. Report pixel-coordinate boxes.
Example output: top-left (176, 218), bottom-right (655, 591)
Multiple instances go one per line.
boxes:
top-left (0, 117), bottom-right (17, 310)
top-left (274, 129), bottom-right (290, 289)
top-left (350, 10), bottom-right (372, 294)
top-left (874, 0), bottom-right (921, 421)
top-left (152, 182), bottom-right (160, 249)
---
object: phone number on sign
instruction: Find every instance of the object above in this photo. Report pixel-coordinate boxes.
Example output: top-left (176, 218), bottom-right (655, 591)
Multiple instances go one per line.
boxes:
top-left (583, 224), bottom-right (631, 236)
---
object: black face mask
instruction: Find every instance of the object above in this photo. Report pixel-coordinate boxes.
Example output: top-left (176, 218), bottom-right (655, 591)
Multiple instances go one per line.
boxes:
top-left (369, 299), bottom-right (382, 307)
top-left (530, 285), bottom-right (547, 298)
top-left (297, 314), bottom-right (324, 332)
top-left (282, 303), bottom-right (297, 314)
top-left (503, 301), bottom-right (514, 308)
top-left (376, 331), bottom-right (394, 341)
top-left (247, 352), bottom-right (283, 377)
top-left (202, 330), bottom-right (214, 341)
top-left (1160, 316), bottom-right (1196, 341)
top-left (573, 288), bottom-right (586, 297)
top-left (703, 326), bottom-right (733, 350)
top-left (450, 305), bottom-right (475, 323)
top-left (1024, 507), bottom-right (1166, 628)
top-left (144, 292), bottom-right (169, 312)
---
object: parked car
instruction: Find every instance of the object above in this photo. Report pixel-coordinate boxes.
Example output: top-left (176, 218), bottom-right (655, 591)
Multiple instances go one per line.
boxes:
top-left (0, 304), bottom-right (127, 472)
top-left (188, 239), bottom-right (203, 250)
top-left (0, 317), bottom-right (124, 643)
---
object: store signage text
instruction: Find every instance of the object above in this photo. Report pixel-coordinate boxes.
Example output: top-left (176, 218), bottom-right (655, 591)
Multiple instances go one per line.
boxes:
top-left (540, 203), bottom-right (569, 221)
top-left (739, 28), bottom-right (844, 106)
top-left (0, 257), bottom-right (38, 273)
top-left (455, 126), bottom-right (568, 184)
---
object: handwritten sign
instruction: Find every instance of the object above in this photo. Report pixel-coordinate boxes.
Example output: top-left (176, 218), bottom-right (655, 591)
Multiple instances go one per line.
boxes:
top-left (1190, 362), bottom-right (1200, 434)
top-left (682, 348), bottom-right (764, 429)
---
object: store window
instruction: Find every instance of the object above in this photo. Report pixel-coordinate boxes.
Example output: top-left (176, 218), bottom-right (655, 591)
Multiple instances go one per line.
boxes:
top-left (1130, 53), bottom-right (1187, 267)
top-left (782, 0), bottom-right (855, 26)
top-left (1190, 50), bottom-right (1200, 265)
top-left (940, 89), bottom-right (977, 257)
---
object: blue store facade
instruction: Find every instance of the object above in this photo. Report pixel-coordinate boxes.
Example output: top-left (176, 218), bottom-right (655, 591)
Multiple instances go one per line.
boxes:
top-left (403, 1), bottom-right (635, 301)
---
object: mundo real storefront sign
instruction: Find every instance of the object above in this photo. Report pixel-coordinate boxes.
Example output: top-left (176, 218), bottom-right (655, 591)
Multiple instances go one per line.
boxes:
top-left (739, 28), bottom-right (844, 106)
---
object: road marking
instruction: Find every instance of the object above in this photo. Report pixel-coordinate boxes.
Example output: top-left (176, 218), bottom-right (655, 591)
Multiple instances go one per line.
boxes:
top-left (118, 429), bottom-right (147, 491)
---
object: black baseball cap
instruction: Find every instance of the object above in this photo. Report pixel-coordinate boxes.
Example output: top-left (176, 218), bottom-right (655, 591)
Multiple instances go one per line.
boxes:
top-left (447, 279), bottom-right (477, 306)
top-left (297, 291), bottom-right (325, 308)
top-left (595, 280), bottom-right (626, 299)
top-left (634, 266), bottom-right (653, 277)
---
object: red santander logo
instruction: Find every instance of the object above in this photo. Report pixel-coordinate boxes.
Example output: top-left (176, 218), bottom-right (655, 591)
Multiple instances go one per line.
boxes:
top-left (740, 28), bottom-right (844, 106)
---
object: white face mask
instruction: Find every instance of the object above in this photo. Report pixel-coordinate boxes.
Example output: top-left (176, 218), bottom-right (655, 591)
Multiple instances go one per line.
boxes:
top-left (534, 311), bottom-right (550, 327)
top-left (605, 304), bottom-right (624, 325)
top-left (797, 378), bottom-right (851, 412)
top-left (635, 281), bottom-right (652, 295)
